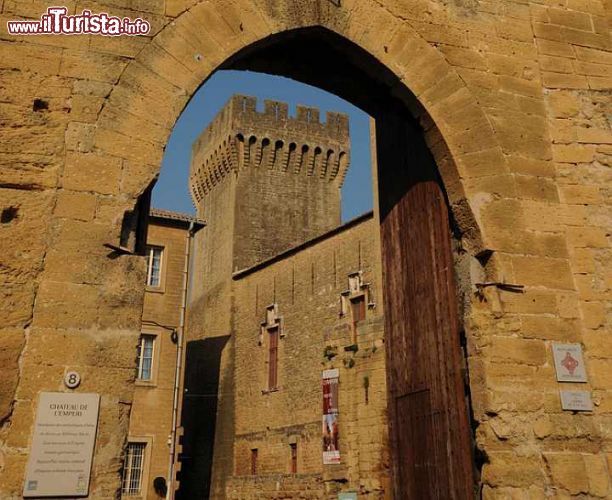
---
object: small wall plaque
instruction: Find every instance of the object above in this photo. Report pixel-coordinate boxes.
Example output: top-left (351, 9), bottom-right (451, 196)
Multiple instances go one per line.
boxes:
top-left (23, 392), bottom-right (100, 497)
top-left (560, 390), bottom-right (593, 412)
top-left (64, 371), bottom-right (81, 389)
top-left (552, 343), bottom-right (587, 383)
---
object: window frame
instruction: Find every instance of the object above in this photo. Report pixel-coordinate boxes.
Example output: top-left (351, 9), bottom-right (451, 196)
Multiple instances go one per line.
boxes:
top-left (350, 293), bottom-right (366, 324)
top-left (250, 448), bottom-right (258, 476)
top-left (267, 326), bottom-right (279, 391)
top-left (145, 245), bottom-right (165, 291)
top-left (121, 438), bottom-right (152, 498)
top-left (135, 333), bottom-right (159, 386)
top-left (290, 442), bottom-right (298, 474)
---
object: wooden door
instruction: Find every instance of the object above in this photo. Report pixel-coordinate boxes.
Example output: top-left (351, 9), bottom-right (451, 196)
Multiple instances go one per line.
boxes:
top-left (377, 111), bottom-right (474, 499)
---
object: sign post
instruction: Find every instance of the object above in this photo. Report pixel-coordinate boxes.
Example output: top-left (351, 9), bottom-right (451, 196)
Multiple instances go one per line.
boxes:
top-left (560, 390), bottom-right (594, 412)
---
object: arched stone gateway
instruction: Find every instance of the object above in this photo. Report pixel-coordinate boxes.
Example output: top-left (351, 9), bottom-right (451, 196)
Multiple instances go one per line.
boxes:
top-left (1, 1), bottom-right (610, 498)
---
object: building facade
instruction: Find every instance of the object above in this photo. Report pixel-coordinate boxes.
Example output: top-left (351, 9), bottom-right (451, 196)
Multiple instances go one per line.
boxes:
top-left (123, 209), bottom-right (203, 500)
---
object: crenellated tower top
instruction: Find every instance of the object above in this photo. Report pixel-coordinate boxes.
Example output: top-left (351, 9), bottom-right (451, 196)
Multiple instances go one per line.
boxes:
top-left (189, 94), bottom-right (350, 206)
top-left (188, 94), bottom-right (351, 272)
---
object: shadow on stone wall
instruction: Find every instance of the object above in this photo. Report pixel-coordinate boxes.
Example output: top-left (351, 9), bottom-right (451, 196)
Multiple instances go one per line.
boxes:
top-left (177, 335), bottom-right (230, 500)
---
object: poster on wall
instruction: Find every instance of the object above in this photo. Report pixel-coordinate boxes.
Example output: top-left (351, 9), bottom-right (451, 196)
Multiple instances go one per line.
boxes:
top-left (323, 413), bottom-right (340, 464)
top-left (322, 369), bottom-right (340, 465)
top-left (322, 370), bottom-right (339, 414)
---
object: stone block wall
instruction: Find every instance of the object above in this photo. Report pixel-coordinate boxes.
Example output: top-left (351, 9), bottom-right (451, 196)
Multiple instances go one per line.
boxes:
top-left (230, 214), bottom-right (388, 499)
top-left (182, 171), bottom-right (238, 499)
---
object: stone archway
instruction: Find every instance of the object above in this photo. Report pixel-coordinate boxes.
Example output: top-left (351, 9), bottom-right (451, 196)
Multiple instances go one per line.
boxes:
top-left (95, 1), bottom-right (497, 258)
top-left (92, 4), bottom-right (495, 497)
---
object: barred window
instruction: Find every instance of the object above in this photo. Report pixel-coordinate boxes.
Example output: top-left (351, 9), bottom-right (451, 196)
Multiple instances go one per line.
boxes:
top-left (122, 442), bottom-right (146, 496)
top-left (146, 246), bottom-right (163, 287)
top-left (136, 335), bottom-right (155, 381)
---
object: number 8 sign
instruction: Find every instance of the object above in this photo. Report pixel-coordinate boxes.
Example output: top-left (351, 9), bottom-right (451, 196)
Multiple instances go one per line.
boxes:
top-left (64, 371), bottom-right (81, 389)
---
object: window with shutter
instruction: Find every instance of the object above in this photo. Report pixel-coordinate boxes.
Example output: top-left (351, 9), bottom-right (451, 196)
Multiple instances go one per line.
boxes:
top-left (351, 295), bottom-right (366, 324)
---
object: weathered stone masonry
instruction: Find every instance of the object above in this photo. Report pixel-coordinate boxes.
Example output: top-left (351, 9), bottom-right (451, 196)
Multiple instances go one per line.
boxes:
top-left (190, 93), bottom-right (350, 271)
top-left (228, 213), bottom-right (388, 499)
top-left (0, 0), bottom-right (610, 498)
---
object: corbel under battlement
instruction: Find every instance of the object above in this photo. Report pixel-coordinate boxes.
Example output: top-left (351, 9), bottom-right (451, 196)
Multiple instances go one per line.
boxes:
top-left (189, 95), bottom-right (351, 206)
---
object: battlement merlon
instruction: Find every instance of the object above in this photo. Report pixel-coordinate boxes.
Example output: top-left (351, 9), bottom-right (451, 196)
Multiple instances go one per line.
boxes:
top-left (191, 95), bottom-right (350, 154)
top-left (189, 95), bottom-right (351, 207)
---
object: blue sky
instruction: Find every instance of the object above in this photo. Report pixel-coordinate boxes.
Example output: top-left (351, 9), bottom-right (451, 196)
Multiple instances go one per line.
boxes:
top-left (153, 70), bottom-right (373, 222)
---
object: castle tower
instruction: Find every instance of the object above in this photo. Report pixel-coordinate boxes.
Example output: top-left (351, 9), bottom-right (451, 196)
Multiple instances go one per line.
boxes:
top-left (189, 94), bottom-right (350, 273)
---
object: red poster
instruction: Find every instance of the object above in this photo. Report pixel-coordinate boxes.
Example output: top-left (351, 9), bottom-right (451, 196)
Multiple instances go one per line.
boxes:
top-left (322, 376), bottom-right (339, 414)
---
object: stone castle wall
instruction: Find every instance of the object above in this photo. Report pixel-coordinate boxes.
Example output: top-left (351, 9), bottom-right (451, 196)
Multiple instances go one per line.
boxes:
top-left (229, 214), bottom-right (388, 499)
top-left (182, 172), bottom-right (237, 499)
top-left (183, 94), bottom-right (357, 498)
